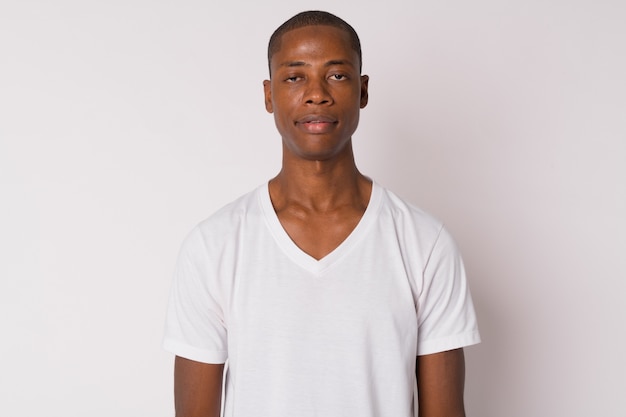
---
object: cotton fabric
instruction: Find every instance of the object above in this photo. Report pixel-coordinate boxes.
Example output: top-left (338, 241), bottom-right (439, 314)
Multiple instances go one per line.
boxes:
top-left (163, 182), bottom-right (480, 417)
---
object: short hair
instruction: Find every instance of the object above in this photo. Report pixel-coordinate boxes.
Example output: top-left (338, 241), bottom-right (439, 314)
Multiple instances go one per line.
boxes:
top-left (267, 10), bottom-right (362, 76)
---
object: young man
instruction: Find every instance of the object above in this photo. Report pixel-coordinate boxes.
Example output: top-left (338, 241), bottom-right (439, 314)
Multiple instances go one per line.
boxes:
top-left (164, 11), bottom-right (480, 417)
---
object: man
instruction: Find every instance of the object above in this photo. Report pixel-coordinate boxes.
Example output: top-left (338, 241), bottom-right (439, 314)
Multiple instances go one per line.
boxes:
top-left (164, 10), bottom-right (480, 417)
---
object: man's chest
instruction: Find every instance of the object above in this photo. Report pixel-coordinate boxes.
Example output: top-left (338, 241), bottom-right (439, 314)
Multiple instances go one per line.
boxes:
top-left (225, 238), bottom-right (419, 352)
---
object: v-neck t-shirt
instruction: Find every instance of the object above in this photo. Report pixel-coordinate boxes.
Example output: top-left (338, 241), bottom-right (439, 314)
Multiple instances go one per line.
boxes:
top-left (163, 182), bottom-right (480, 417)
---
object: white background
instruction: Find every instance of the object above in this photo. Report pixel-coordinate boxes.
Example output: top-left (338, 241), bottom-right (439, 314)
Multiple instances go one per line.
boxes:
top-left (1, 1), bottom-right (625, 416)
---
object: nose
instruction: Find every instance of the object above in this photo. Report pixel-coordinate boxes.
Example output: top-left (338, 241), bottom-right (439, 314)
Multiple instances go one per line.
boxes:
top-left (304, 79), bottom-right (332, 105)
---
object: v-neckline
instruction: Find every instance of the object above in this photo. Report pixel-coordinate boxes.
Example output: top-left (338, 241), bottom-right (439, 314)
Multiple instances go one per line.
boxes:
top-left (258, 182), bottom-right (382, 275)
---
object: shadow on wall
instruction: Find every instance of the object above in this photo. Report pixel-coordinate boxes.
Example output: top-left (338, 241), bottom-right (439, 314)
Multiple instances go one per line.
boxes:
top-left (362, 109), bottom-right (509, 417)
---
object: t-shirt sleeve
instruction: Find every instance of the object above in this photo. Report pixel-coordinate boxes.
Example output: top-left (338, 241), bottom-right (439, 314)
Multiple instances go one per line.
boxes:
top-left (416, 225), bottom-right (481, 356)
top-left (162, 227), bottom-right (228, 363)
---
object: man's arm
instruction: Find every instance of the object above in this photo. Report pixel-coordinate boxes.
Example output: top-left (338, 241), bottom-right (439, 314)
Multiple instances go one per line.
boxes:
top-left (174, 356), bottom-right (224, 417)
top-left (416, 348), bottom-right (466, 417)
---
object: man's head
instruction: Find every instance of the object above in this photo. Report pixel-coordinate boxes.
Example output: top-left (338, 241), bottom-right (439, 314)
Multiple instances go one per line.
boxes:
top-left (267, 10), bottom-right (362, 77)
top-left (262, 12), bottom-right (369, 162)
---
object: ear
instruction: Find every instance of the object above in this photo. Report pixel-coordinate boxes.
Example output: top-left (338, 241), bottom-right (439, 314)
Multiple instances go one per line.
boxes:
top-left (359, 75), bottom-right (369, 109)
top-left (263, 79), bottom-right (273, 113)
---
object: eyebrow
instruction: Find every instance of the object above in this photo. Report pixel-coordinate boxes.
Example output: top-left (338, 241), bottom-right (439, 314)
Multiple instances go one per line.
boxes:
top-left (280, 61), bottom-right (307, 68)
top-left (325, 59), bottom-right (352, 67)
top-left (278, 59), bottom-right (355, 68)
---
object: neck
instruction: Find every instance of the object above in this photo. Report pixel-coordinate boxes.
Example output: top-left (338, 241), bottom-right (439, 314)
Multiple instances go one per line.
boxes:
top-left (269, 141), bottom-right (371, 212)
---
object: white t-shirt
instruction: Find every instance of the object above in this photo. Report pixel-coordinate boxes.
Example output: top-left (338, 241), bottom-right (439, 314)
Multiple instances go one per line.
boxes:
top-left (163, 182), bottom-right (480, 417)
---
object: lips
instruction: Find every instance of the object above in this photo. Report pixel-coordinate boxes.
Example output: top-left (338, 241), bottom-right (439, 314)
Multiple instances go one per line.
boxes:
top-left (296, 114), bottom-right (337, 133)
top-left (296, 114), bottom-right (337, 124)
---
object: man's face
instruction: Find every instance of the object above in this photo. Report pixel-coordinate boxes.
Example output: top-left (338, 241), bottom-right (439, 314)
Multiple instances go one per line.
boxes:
top-left (263, 25), bottom-right (369, 162)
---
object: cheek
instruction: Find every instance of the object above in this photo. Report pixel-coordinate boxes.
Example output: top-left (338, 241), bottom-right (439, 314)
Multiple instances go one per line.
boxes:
top-left (273, 110), bottom-right (292, 133)
top-left (274, 95), bottom-right (300, 119)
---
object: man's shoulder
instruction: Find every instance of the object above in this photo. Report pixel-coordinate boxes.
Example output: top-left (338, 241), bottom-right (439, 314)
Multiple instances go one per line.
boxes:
top-left (192, 184), bottom-right (265, 238)
top-left (376, 184), bottom-right (464, 270)
top-left (377, 184), bottom-right (444, 234)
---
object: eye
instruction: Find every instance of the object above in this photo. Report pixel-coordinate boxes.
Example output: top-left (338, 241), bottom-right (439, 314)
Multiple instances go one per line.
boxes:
top-left (285, 75), bottom-right (302, 83)
top-left (329, 74), bottom-right (347, 81)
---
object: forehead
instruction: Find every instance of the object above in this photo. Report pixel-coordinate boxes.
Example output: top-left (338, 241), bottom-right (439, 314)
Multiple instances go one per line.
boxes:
top-left (271, 25), bottom-right (357, 66)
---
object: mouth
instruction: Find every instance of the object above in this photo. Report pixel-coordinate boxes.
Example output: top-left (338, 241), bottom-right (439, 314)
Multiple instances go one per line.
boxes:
top-left (296, 114), bottom-right (337, 125)
top-left (295, 115), bottom-right (337, 134)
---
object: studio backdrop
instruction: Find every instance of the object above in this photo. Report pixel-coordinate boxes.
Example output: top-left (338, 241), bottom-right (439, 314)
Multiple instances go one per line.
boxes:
top-left (1, 1), bottom-right (624, 416)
